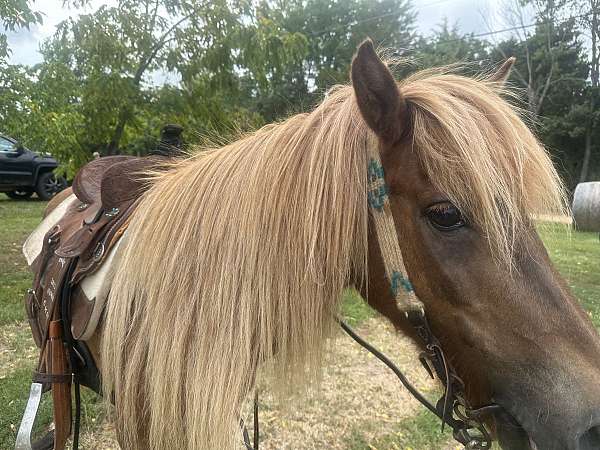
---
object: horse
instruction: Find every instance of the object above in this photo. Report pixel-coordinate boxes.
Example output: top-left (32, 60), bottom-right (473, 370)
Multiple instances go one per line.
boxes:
top-left (22, 40), bottom-right (600, 450)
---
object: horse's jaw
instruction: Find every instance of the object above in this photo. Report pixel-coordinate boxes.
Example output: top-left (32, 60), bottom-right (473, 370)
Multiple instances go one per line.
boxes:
top-left (493, 406), bottom-right (536, 450)
top-left (495, 425), bottom-right (536, 450)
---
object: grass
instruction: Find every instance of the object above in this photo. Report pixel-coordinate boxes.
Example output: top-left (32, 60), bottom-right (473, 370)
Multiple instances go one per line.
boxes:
top-left (539, 223), bottom-right (600, 326)
top-left (344, 409), bottom-right (452, 450)
top-left (342, 288), bottom-right (376, 326)
top-left (0, 196), bottom-right (598, 449)
top-left (0, 198), bottom-right (48, 325)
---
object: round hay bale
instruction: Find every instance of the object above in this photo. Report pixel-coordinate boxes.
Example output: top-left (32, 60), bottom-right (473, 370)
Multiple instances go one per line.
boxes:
top-left (572, 182), bottom-right (600, 232)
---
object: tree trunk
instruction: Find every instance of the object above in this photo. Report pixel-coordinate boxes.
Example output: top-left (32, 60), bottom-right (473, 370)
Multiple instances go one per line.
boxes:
top-left (580, 3), bottom-right (598, 183)
top-left (581, 125), bottom-right (593, 183)
top-left (107, 109), bottom-right (130, 155)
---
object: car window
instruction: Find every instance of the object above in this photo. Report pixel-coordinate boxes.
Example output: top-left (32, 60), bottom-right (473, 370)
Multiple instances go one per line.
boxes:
top-left (0, 137), bottom-right (16, 153)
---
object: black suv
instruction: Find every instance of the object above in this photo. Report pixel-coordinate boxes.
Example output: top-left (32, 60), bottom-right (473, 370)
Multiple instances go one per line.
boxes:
top-left (0, 134), bottom-right (67, 200)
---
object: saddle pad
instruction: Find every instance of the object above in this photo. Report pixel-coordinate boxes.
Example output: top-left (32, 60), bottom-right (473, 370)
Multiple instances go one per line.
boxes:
top-left (23, 194), bottom-right (78, 266)
top-left (74, 231), bottom-right (127, 340)
top-left (23, 194), bottom-right (127, 340)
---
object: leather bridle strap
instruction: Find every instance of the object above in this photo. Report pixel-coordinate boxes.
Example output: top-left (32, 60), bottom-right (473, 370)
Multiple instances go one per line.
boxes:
top-left (366, 138), bottom-right (423, 313)
top-left (365, 140), bottom-right (496, 449)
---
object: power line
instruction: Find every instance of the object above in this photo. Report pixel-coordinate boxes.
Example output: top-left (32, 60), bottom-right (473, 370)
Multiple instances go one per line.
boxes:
top-left (419, 0), bottom-right (457, 8)
top-left (439, 9), bottom-right (599, 43)
top-left (307, 2), bottom-right (598, 44)
top-left (307, 0), bottom-right (455, 37)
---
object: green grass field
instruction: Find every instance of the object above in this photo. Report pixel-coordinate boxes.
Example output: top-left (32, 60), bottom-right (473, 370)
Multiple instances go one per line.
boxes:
top-left (0, 196), bottom-right (598, 449)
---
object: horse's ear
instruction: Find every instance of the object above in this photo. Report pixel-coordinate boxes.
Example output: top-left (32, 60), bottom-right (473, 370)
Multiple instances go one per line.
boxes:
top-left (489, 57), bottom-right (516, 85)
top-left (351, 39), bottom-right (406, 143)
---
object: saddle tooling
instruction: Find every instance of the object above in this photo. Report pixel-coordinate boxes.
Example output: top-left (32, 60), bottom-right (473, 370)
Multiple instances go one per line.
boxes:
top-left (16, 155), bottom-right (164, 450)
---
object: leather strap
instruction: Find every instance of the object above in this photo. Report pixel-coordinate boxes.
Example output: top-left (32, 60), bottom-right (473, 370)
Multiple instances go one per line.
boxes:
top-left (48, 320), bottom-right (71, 450)
top-left (33, 372), bottom-right (72, 384)
top-left (366, 137), bottom-right (423, 312)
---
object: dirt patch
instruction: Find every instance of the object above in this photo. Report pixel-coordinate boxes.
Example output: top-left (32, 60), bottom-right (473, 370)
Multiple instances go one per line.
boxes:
top-left (76, 422), bottom-right (120, 450)
top-left (246, 318), bottom-right (438, 449)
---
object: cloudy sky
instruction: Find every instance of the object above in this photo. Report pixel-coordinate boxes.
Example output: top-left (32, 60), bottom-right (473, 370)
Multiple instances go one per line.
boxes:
top-left (6, 0), bottom-right (513, 68)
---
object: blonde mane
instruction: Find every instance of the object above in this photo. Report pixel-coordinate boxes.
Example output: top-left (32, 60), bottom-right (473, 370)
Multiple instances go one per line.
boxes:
top-left (101, 67), bottom-right (566, 450)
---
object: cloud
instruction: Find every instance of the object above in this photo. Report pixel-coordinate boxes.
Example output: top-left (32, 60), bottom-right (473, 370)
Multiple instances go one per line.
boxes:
top-left (6, 0), bottom-right (114, 66)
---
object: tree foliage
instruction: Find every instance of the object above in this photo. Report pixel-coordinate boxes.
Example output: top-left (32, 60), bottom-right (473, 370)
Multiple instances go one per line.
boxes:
top-left (414, 20), bottom-right (489, 69)
top-left (0, 0), bottom-right (598, 185)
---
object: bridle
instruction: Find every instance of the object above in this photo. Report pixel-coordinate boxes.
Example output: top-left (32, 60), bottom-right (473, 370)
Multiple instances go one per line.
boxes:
top-left (340, 315), bottom-right (498, 449)
top-left (241, 140), bottom-right (501, 450)
top-left (363, 137), bottom-right (502, 449)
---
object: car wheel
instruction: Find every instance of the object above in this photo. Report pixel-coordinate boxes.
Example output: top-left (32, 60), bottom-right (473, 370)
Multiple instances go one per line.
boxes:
top-left (35, 172), bottom-right (67, 201)
top-left (6, 189), bottom-right (34, 200)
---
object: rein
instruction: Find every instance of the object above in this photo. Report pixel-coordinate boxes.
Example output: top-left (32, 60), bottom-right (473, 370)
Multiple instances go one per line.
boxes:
top-left (241, 142), bottom-right (498, 450)
top-left (242, 316), bottom-right (497, 450)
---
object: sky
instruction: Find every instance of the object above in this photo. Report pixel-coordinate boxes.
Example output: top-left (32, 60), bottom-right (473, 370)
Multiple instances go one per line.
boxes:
top-left (5, 0), bottom-right (514, 72)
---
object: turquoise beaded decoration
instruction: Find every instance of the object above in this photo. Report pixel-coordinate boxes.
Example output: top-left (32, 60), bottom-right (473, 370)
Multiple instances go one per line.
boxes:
top-left (367, 158), bottom-right (387, 211)
top-left (390, 270), bottom-right (414, 296)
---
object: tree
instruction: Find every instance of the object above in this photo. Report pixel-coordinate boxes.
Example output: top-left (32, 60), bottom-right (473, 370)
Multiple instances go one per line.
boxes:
top-left (573, 0), bottom-right (600, 182)
top-left (490, 17), bottom-right (590, 188)
top-left (490, 1), bottom-right (573, 118)
top-left (242, 0), bottom-right (416, 121)
top-left (29, 0), bottom-right (416, 164)
top-left (517, 0), bottom-right (600, 183)
top-left (50, 1), bottom-right (212, 155)
top-left (413, 20), bottom-right (489, 70)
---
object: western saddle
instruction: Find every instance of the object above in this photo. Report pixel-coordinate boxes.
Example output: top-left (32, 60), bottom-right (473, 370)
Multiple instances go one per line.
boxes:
top-left (17, 155), bottom-right (166, 450)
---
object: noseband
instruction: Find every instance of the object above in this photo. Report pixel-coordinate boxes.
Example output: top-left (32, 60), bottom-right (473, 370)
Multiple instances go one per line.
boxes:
top-left (241, 142), bottom-right (499, 450)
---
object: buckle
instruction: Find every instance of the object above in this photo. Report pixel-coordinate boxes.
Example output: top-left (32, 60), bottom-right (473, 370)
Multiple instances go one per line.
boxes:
top-left (453, 426), bottom-right (493, 449)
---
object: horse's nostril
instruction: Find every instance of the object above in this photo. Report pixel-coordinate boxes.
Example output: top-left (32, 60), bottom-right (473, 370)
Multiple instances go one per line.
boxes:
top-left (578, 425), bottom-right (600, 449)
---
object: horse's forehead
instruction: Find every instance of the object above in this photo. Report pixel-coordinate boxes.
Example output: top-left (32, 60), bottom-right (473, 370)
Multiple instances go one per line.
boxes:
top-left (381, 141), bottom-right (436, 199)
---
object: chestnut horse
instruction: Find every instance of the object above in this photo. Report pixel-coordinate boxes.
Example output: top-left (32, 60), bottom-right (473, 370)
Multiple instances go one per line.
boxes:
top-left (41, 41), bottom-right (600, 449)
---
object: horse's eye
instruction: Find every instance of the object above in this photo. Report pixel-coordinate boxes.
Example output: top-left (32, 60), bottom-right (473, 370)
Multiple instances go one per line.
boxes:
top-left (426, 203), bottom-right (465, 230)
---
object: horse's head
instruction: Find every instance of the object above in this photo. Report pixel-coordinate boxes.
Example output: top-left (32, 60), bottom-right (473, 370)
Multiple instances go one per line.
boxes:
top-left (351, 40), bottom-right (600, 449)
